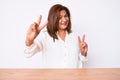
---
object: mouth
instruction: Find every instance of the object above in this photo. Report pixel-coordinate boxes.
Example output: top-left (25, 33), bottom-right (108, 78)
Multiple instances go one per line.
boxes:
top-left (61, 22), bottom-right (68, 26)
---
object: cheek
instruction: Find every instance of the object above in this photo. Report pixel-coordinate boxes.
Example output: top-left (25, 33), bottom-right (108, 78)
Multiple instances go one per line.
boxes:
top-left (58, 20), bottom-right (61, 26)
top-left (58, 19), bottom-right (61, 24)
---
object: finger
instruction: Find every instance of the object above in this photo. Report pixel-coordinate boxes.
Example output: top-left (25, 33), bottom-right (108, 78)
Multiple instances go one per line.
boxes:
top-left (27, 24), bottom-right (33, 33)
top-left (82, 42), bottom-right (86, 48)
top-left (29, 24), bottom-right (33, 30)
top-left (38, 21), bottom-right (48, 32)
top-left (78, 36), bottom-right (81, 43)
top-left (37, 15), bottom-right (42, 25)
top-left (32, 23), bottom-right (38, 31)
top-left (31, 22), bottom-right (39, 31)
top-left (82, 34), bottom-right (85, 42)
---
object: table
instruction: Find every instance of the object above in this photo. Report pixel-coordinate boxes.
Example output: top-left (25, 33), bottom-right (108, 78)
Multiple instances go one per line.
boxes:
top-left (0, 68), bottom-right (120, 80)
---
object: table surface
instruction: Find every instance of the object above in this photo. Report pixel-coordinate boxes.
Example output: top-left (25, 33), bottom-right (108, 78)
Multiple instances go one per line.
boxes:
top-left (0, 68), bottom-right (120, 80)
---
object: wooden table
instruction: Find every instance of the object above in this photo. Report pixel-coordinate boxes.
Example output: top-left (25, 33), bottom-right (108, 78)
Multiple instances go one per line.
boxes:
top-left (0, 68), bottom-right (120, 80)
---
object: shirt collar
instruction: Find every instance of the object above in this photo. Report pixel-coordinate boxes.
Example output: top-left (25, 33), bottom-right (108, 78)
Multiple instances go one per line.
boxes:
top-left (57, 31), bottom-right (68, 43)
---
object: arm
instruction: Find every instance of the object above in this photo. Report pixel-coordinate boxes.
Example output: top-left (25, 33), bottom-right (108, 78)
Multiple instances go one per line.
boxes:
top-left (78, 34), bottom-right (88, 68)
top-left (24, 15), bottom-right (47, 57)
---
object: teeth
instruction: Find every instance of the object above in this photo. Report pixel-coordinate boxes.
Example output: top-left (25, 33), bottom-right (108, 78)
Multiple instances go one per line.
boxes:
top-left (62, 23), bottom-right (67, 25)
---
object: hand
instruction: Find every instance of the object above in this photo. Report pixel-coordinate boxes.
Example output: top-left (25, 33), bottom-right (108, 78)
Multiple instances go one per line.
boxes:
top-left (26, 15), bottom-right (47, 46)
top-left (78, 34), bottom-right (88, 56)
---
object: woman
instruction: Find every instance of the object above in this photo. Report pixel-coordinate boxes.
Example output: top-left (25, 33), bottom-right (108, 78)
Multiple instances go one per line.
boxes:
top-left (24, 4), bottom-right (88, 68)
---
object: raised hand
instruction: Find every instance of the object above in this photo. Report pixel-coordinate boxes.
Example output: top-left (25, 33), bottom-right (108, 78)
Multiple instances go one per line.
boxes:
top-left (78, 34), bottom-right (88, 56)
top-left (25, 15), bottom-right (47, 46)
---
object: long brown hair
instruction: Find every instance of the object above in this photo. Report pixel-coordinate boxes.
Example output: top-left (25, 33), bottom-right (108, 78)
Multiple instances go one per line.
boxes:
top-left (47, 4), bottom-right (72, 41)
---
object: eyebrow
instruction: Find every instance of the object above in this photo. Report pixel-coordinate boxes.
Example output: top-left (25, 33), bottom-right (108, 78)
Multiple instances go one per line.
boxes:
top-left (59, 13), bottom-right (68, 16)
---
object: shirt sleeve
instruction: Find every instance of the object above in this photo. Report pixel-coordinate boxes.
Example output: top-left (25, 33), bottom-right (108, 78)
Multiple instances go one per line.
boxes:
top-left (24, 31), bottom-right (45, 58)
top-left (78, 53), bottom-right (88, 68)
top-left (24, 40), bottom-right (41, 58)
top-left (79, 53), bottom-right (88, 62)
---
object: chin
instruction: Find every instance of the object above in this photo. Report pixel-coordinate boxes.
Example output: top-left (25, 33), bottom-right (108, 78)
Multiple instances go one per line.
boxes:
top-left (59, 25), bottom-right (68, 30)
top-left (62, 25), bottom-right (68, 28)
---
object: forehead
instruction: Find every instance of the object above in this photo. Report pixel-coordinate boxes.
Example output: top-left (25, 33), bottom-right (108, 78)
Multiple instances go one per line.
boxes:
top-left (59, 10), bottom-right (67, 15)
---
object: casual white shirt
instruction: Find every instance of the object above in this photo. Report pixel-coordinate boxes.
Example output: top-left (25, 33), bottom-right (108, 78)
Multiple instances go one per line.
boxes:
top-left (24, 31), bottom-right (87, 68)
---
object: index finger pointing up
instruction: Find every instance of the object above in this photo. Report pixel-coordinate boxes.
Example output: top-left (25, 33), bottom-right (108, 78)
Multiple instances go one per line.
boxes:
top-left (37, 15), bottom-right (42, 25)
top-left (78, 36), bottom-right (81, 43)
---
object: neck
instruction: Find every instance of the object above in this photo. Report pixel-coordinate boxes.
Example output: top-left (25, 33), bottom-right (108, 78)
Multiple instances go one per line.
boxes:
top-left (58, 29), bottom-right (66, 34)
top-left (58, 30), bottom-right (66, 41)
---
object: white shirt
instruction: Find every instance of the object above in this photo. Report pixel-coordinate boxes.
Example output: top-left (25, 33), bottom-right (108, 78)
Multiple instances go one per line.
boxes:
top-left (24, 31), bottom-right (87, 68)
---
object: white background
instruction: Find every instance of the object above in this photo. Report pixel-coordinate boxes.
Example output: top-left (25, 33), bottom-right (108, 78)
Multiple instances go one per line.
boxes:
top-left (0, 0), bottom-right (120, 68)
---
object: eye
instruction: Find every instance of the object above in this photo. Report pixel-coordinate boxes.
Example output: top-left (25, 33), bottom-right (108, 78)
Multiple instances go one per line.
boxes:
top-left (59, 16), bottom-right (62, 19)
top-left (64, 14), bottom-right (68, 17)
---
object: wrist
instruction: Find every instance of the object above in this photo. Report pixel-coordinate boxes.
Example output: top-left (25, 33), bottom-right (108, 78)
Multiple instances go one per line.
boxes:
top-left (25, 40), bottom-right (33, 46)
top-left (81, 52), bottom-right (87, 57)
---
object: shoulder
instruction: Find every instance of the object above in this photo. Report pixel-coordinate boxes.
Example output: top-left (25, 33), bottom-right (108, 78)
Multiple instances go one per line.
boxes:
top-left (69, 31), bottom-right (79, 38)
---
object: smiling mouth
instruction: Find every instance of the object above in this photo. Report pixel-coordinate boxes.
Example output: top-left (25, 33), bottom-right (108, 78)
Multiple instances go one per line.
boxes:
top-left (61, 22), bottom-right (68, 26)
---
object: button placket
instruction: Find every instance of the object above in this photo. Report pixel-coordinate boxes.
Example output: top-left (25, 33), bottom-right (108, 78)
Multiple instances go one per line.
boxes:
top-left (63, 42), bottom-right (69, 67)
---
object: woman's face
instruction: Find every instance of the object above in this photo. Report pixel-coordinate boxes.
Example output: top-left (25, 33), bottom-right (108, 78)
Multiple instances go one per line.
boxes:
top-left (58, 10), bottom-right (69, 31)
